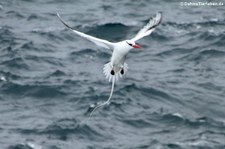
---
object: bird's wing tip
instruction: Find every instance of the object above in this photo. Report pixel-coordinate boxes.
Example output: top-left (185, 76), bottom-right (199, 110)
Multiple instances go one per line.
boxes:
top-left (157, 11), bottom-right (163, 15)
top-left (156, 12), bottom-right (163, 23)
top-left (156, 12), bottom-right (163, 20)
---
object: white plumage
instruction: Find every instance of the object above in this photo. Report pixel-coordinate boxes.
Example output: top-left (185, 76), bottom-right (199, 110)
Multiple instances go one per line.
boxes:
top-left (57, 12), bottom-right (162, 116)
top-left (57, 12), bottom-right (162, 82)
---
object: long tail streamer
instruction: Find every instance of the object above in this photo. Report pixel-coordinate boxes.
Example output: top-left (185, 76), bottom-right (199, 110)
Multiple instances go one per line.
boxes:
top-left (89, 76), bottom-right (115, 117)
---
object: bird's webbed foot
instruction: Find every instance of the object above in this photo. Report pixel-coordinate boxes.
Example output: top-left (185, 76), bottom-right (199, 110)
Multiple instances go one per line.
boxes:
top-left (110, 69), bottom-right (115, 75)
top-left (120, 68), bottom-right (124, 75)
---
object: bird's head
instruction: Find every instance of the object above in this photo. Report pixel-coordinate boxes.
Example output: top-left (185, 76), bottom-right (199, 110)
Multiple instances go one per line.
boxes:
top-left (125, 40), bottom-right (141, 49)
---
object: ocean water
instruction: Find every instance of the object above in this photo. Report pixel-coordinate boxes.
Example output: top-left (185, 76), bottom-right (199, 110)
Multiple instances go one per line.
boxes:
top-left (0, 0), bottom-right (225, 149)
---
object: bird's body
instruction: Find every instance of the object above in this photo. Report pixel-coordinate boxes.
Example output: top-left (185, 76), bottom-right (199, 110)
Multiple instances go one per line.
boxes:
top-left (110, 41), bottom-right (131, 72)
top-left (57, 12), bottom-right (162, 116)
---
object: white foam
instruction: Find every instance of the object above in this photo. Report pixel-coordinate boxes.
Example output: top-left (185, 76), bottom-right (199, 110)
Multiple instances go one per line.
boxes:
top-left (172, 113), bottom-right (183, 118)
top-left (0, 76), bottom-right (6, 82)
top-left (27, 142), bottom-right (42, 149)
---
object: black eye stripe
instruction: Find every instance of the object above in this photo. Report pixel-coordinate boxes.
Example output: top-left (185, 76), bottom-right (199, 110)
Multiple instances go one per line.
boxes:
top-left (126, 41), bottom-right (133, 46)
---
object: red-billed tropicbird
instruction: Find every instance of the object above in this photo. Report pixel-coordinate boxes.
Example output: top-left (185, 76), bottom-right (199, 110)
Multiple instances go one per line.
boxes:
top-left (57, 12), bottom-right (162, 116)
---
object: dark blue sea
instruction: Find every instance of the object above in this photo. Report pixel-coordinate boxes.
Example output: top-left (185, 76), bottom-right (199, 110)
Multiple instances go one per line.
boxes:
top-left (0, 0), bottom-right (225, 149)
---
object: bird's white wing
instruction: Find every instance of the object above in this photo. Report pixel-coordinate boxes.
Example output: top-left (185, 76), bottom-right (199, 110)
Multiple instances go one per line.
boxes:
top-left (57, 13), bottom-right (114, 50)
top-left (132, 12), bottom-right (162, 42)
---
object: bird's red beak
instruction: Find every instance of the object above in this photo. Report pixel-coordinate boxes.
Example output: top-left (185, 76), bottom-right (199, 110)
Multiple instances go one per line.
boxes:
top-left (133, 44), bottom-right (141, 49)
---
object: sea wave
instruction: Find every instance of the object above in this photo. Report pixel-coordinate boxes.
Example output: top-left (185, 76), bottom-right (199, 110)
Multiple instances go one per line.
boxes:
top-left (1, 0), bottom-right (225, 149)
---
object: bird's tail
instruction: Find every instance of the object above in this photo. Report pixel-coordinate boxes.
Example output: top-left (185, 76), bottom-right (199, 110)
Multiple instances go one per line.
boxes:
top-left (103, 62), bottom-right (128, 82)
top-left (89, 75), bottom-right (116, 117)
top-left (88, 63), bottom-right (128, 118)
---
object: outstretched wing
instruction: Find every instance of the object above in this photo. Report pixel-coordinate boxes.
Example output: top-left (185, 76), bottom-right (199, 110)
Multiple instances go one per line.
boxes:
top-left (132, 12), bottom-right (162, 42)
top-left (57, 13), bottom-right (115, 50)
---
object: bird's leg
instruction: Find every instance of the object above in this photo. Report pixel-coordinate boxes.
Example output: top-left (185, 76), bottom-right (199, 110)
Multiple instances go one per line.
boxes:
top-left (110, 69), bottom-right (115, 75)
top-left (120, 68), bottom-right (124, 75)
top-left (120, 66), bottom-right (124, 75)
top-left (110, 65), bottom-right (115, 75)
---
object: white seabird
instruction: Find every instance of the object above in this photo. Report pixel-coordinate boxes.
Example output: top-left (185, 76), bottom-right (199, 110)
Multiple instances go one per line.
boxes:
top-left (57, 12), bottom-right (162, 116)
